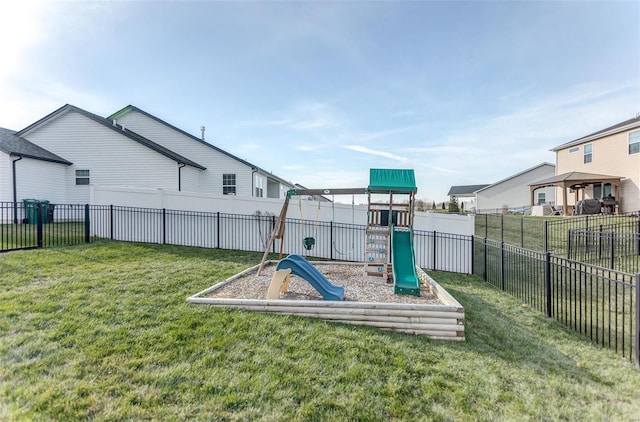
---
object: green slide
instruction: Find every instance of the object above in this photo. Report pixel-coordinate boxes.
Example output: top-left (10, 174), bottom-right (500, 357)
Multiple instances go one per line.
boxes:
top-left (391, 225), bottom-right (421, 296)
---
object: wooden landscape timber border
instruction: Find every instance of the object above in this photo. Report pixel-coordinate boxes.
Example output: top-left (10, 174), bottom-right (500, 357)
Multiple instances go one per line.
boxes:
top-left (187, 262), bottom-right (465, 340)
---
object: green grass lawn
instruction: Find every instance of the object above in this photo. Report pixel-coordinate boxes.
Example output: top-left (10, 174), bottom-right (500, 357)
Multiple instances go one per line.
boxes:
top-left (1, 241), bottom-right (639, 420)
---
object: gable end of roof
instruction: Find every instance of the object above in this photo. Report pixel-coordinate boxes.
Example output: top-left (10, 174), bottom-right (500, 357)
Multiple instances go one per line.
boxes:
top-left (552, 116), bottom-right (640, 151)
top-left (17, 105), bottom-right (206, 170)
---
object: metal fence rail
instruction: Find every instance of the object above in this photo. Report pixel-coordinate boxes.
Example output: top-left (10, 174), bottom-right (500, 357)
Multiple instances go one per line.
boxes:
top-left (475, 212), bottom-right (640, 271)
top-left (0, 202), bottom-right (87, 252)
top-left (88, 206), bottom-right (471, 273)
top-left (3, 200), bottom-right (638, 365)
top-left (568, 229), bottom-right (640, 273)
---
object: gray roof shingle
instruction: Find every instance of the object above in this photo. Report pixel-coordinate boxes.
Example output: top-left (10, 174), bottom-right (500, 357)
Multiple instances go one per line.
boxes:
top-left (447, 184), bottom-right (490, 196)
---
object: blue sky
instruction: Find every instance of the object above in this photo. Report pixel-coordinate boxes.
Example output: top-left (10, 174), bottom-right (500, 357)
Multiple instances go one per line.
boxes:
top-left (1, 1), bottom-right (638, 203)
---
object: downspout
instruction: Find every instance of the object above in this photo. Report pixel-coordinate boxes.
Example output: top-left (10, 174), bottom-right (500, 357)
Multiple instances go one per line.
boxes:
top-left (11, 156), bottom-right (22, 224)
top-left (251, 168), bottom-right (257, 197)
top-left (178, 163), bottom-right (186, 191)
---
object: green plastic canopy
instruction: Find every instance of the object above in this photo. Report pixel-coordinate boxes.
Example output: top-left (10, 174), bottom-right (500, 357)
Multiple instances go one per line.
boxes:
top-left (368, 169), bottom-right (417, 193)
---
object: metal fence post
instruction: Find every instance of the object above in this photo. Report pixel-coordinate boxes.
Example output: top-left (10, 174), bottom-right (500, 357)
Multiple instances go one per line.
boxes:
top-left (216, 212), bottom-right (220, 249)
top-left (545, 251), bottom-right (552, 318)
top-left (36, 202), bottom-right (43, 248)
top-left (520, 217), bottom-right (524, 248)
top-left (483, 237), bottom-right (487, 281)
top-left (162, 208), bottom-right (167, 245)
top-left (544, 220), bottom-right (549, 252)
top-left (433, 230), bottom-right (437, 271)
top-left (110, 205), bottom-right (114, 240)
top-left (501, 214), bottom-right (504, 242)
top-left (610, 232), bottom-right (615, 270)
top-left (485, 214), bottom-right (488, 238)
top-left (500, 241), bottom-right (505, 291)
top-left (471, 235), bottom-right (475, 275)
top-left (84, 204), bottom-right (90, 243)
top-left (585, 215), bottom-right (590, 254)
top-left (635, 273), bottom-right (640, 368)
top-left (598, 225), bottom-right (603, 260)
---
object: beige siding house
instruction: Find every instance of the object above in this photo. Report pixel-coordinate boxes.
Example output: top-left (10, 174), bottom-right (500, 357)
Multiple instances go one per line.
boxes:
top-left (550, 115), bottom-right (640, 214)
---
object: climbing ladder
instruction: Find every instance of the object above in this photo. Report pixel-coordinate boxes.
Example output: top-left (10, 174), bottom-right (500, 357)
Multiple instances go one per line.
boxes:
top-left (364, 190), bottom-right (413, 281)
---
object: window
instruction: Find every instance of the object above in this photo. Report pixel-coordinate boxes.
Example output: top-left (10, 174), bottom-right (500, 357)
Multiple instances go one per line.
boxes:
top-left (254, 175), bottom-right (263, 198)
top-left (537, 192), bottom-right (546, 205)
top-left (584, 143), bottom-right (592, 163)
top-left (630, 130), bottom-right (640, 154)
top-left (603, 183), bottom-right (612, 197)
top-left (593, 183), bottom-right (602, 200)
top-left (223, 173), bottom-right (236, 195)
top-left (75, 169), bottom-right (90, 185)
top-left (569, 146), bottom-right (579, 153)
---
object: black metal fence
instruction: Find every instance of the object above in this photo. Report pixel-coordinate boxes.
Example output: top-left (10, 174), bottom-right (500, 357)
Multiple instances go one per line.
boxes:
top-left (0, 202), bottom-right (88, 251)
top-left (3, 201), bottom-right (638, 365)
top-left (1, 202), bottom-right (471, 273)
top-left (475, 212), bottom-right (640, 271)
top-left (87, 205), bottom-right (471, 273)
top-left (568, 226), bottom-right (640, 274)
top-left (474, 237), bottom-right (639, 365)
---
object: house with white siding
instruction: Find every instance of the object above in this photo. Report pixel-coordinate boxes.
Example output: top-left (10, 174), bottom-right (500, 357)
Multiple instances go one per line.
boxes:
top-left (475, 162), bottom-right (556, 213)
top-left (10, 104), bottom-right (206, 204)
top-left (0, 128), bottom-right (72, 206)
top-left (108, 105), bottom-right (295, 199)
top-left (1, 103), bottom-right (297, 206)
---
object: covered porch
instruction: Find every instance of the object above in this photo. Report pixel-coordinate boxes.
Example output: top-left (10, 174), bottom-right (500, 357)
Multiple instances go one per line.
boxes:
top-left (529, 172), bottom-right (623, 216)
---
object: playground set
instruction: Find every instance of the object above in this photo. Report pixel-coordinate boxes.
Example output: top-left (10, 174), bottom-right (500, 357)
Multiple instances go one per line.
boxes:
top-left (258, 168), bottom-right (421, 300)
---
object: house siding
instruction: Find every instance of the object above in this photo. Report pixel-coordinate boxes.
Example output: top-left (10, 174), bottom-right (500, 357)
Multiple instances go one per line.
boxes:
top-left (180, 166), bottom-right (200, 192)
top-left (556, 129), bottom-right (640, 213)
top-left (0, 152), bottom-right (10, 202)
top-left (0, 153), bottom-right (68, 203)
top-left (21, 110), bottom-right (184, 204)
top-left (115, 111), bottom-right (253, 196)
top-left (476, 164), bottom-right (556, 212)
top-left (17, 159), bottom-right (67, 203)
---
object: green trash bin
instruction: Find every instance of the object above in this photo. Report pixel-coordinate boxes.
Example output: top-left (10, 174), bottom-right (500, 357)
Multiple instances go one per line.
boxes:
top-left (40, 200), bottom-right (50, 224)
top-left (22, 199), bottom-right (49, 224)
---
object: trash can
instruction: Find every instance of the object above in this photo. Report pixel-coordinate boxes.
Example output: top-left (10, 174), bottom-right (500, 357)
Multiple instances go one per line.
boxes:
top-left (22, 199), bottom-right (50, 224)
top-left (40, 200), bottom-right (50, 224)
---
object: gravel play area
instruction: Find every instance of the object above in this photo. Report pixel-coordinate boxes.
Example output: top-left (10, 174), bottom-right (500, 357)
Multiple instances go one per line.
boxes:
top-left (206, 262), bottom-right (442, 305)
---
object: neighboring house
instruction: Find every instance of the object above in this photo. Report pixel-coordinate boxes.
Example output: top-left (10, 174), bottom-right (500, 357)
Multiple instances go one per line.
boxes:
top-left (14, 104), bottom-right (206, 204)
top-left (447, 184), bottom-right (489, 212)
top-left (475, 163), bottom-right (556, 212)
top-left (0, 127), bottom-right (72, 204)
top-left (2, 103), bottom-right (298, 205)
top-left (108, 105), bottom-right (295, 199)
top-left (543, 115), bottom-right (640, 214)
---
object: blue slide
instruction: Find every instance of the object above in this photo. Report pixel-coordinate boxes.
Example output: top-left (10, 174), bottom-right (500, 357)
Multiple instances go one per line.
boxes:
top-left (275, 254), bottom-right (345, 301)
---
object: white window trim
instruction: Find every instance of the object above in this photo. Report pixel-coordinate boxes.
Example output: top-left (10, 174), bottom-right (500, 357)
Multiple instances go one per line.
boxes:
top-left (629, 130), bottom-right (640, 154)
top-left (75, 169), bottom-right (90, 186)
top-left (223, 173), bottom-right (236, 195)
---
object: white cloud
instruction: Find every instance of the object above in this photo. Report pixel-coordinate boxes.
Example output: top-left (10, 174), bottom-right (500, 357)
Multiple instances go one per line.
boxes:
top-left (344, 145), bottom-right (409, 162)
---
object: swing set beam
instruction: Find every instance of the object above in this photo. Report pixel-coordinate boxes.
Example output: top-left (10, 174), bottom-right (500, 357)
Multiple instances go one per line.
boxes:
top-left (286, 188), bottom-right (367, 197)
top-left (257, 187), bottom-right (366, 275)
